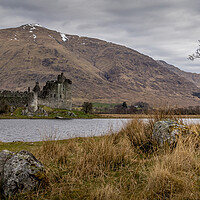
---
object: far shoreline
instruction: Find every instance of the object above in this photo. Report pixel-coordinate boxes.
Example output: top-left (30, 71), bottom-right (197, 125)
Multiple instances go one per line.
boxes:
top-left (97, 113), bottom-right (200, 119)
top-left (0, 113), bottom-right (200, 119)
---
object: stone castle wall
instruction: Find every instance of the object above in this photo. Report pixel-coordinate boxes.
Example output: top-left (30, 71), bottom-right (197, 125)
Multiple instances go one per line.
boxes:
top-left (0, 73), bottom-right (72, 111)
top-left (0, 91), bottom-right (29, 107)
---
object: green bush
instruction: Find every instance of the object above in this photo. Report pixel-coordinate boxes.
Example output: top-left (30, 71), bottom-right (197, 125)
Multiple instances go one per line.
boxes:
top-left (0, 99), bottom-right (10, 114)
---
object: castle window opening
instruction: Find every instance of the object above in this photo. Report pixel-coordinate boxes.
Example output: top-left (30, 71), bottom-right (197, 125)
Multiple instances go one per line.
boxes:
top-left (54, 94), bottom-right (56, 98)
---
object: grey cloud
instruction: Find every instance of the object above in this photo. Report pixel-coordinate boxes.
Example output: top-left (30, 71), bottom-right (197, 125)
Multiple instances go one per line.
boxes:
top-left (0, 0), bottom-right (200, 73)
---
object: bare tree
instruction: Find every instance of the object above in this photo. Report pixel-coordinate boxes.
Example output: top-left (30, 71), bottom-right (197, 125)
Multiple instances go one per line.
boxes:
top-left (188, 40), bottom-right (200, 60)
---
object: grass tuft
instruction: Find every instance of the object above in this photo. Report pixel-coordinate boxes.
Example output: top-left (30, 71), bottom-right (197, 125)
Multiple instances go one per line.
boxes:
top-left (144, 134), bottom-right (200, 200)
top-left (118, 119), bottom-right (156, 154)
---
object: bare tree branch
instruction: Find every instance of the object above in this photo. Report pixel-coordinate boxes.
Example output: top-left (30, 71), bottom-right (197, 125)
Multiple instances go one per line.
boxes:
top-left (188, 41), bottom-right (200, 60)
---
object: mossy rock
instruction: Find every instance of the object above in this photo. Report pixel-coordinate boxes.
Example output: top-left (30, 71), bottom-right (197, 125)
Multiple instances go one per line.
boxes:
top-left (1, 150), bottom-right (47, 197)
top-left (152, 119), bottom-right (190, 146)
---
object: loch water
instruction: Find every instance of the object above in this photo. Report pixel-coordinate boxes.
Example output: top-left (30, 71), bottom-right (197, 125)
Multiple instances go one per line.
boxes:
top-left (0, 118), bottom-right (199, 142)
top-left (0, 119), bottom-right (129, 142)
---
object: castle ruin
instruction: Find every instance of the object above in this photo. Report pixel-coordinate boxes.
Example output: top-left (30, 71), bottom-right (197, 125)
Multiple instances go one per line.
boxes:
top-left (0, 73), bottom-right (72, 112)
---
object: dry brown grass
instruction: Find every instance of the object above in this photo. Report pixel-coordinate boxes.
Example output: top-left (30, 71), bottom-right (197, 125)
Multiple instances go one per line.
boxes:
top-left (144, 134), bottom-right (200, 200)
top-left (9, 116), bottom-right (200, 200)
top-left (118, 119), bottom-right (155, 154)
top-left (29, 133), bottom-right (136, 199)
top-left (72, 134), bottom-right (135, 178)
top-left (91, 184), bottom-right (121, 200)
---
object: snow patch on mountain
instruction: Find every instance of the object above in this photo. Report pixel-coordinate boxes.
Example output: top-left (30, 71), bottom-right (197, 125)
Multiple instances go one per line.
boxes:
top-left (13, 35), bottom-right (18, 40)
top-left (60, 33), bottom-right (68, 42)
top-left (22, 24), bottom-right (43, 30)
top-left (33, 34), bottom-right (37, 39)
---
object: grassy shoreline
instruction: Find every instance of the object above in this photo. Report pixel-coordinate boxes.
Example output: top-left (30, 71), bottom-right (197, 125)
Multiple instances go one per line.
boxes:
top-left (1, 113), bottom-right (200, 119)
top-left (1, 105), bottom-right (200, 119)
top-left (0, 114), bottom-right (199, 199)
top-left (98, 113), bottom-right (200, 118)
top-left (0, 107), bottom-right (98, 119)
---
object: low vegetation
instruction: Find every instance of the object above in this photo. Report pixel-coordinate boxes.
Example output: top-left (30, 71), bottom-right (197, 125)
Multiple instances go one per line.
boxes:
top-left (93, 101), bottom-right (151, 114)
top-left (92, 102), bottom-right (200, 116)
top-left (0, 99), bottom-right (10, 114)
top-left (81, 102), bottom-right (93, 114)
top-left (0, 106), bottom-right (97, 119)
top-left (0, 113), bottom-right (200, 199)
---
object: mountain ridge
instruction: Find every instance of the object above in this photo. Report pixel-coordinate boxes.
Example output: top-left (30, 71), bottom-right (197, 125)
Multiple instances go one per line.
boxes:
top-left (0, 24), bottom-right (199, 107)
top-left (157, 60), bottom-right (200, 88)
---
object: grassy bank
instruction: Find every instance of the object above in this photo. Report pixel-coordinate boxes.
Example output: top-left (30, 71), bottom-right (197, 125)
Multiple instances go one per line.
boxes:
top-left (1, 115), bottom-right (200, 199)
top-left (1, 106), bottom-right (200, 119)
top-left (0, 106), bottom-right (97, 119)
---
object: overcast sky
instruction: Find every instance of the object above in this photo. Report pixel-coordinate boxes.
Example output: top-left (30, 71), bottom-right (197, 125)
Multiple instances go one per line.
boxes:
top-left (0, 0), bottom-right (200, 73)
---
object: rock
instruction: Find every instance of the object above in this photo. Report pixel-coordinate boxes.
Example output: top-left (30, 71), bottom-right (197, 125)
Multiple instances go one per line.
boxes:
top-left (0, 150), bottom-right (13, 185)
top-left (67, 111), bottom-right (77, 117)
top-left (152, 119), bottom-right (190, 146)
top-left (2, 150), bottom-right (47, 197)
top-left (27, 112), bottom-right (33, 117)
top-left (21, 109), bottom-right (25, 115)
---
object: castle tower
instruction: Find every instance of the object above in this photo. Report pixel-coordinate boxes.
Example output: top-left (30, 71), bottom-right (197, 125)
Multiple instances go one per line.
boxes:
top-left (28, 82), bottom-right (40, 112)
top-left (53, 73), bottom-right (72, 109)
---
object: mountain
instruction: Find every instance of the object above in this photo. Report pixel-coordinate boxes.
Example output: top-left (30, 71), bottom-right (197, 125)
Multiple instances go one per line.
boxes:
top-left (157, 60), bottom-right (200, 88)
top-left (0, 24), bottom-right (199, 107)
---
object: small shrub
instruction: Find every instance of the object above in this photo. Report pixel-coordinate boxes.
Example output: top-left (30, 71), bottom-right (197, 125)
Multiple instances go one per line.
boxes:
top-left (82, 102), bottom-right (93, 114)
top-left (0, 99), bottom-right (10, 114)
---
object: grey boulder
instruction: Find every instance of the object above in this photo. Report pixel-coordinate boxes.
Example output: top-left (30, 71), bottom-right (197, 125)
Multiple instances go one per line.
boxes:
top-left (1, 150), bottom-right (47, 197)
top-left (152, 119), bottom-right (189, 146)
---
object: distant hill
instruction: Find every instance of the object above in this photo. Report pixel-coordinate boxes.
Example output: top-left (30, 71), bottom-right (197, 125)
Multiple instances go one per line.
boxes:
top-left (0, 24), bottom-right (199, 107)
top-left (157, 60), bottom-right (200, 88)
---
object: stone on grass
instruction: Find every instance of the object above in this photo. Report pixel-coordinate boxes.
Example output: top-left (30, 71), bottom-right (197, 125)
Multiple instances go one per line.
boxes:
top-left (152, 119), bottom-right (190, 146)
top-left (1, 150), bottom-right (47, 197)
top-left (67, 111), bottom-right (77, 117)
